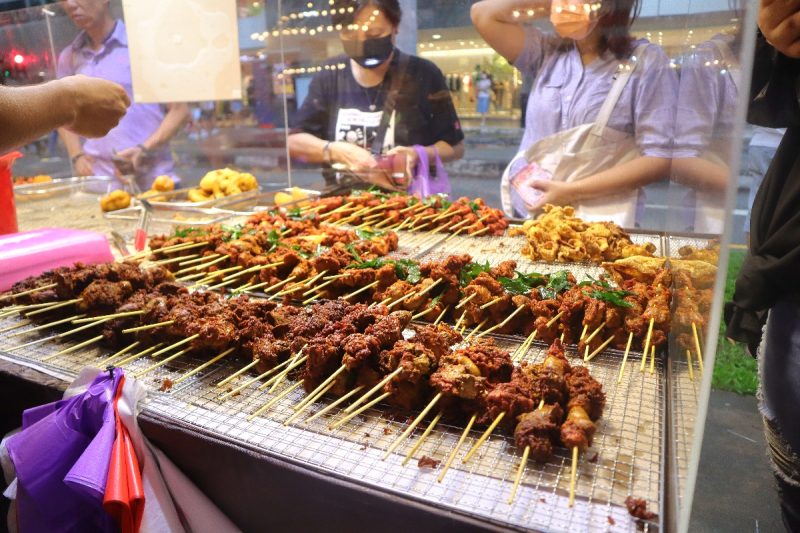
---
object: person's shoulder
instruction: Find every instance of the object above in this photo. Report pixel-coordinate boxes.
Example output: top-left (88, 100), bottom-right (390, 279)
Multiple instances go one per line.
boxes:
top-left (631, 39), bottom-right (671, 67)
top-left (402, 53), bottom-right (445, 77)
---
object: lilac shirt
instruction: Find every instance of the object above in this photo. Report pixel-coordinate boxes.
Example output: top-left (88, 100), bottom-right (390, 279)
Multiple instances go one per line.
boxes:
top-left (57, 21), bottom-right (177, 189)
top-left (515, 27), bottom-right (677, 158)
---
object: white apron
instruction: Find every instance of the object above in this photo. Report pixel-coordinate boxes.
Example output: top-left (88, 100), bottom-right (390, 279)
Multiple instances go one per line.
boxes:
top-left (502, 44), bottom-right (648, 228)
top-left (693, 37), bottom-right (740, 234)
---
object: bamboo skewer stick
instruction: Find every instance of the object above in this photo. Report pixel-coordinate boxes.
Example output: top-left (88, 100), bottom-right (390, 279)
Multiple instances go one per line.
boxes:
top-left (443, 228), bottom-right (466, 242)
top-left (585, 335), bottom-right (615, 362)
top-left (178, 253), bottom-right (220, 267)
top-left (508, 444), bottom-right (531, 504)
top-left (438, 413), bottom-right (477, 482)
top-left (692, 322), bottom-right (704, 373)
top-left (176, 272), bottom-right (207, 282)
top-left (512, 330), bottom-right (538, 362)
top-left (133, 347), bottom-right (192, 378)
top-left (649, 344), bottom-right (656, 374)
top-left (221, 261), bottom-right (285, 283)
top-left (152, 254), bottom-right (199, 266)
top-left (219, 358), bottom-right (297, 400)
top-left (639, 318), bottom-right (655, 372)
top-left (402, 412), bottom-right (443, 466)
top-left (329, 392), bottom-right (391, 430)
top-left (464, 319), bottom-right (489, 342)
top-left (114, 343), bottom-right (164, 367)
top-left (304, 278), bottom-right (336, 296)
top-left (475, 305), bottom-right (526, 340)
top-left (72, 310), bottom-right (143, 324)
top-left (455, 292), bottom-right (477, 309)
top-left (343, 367), bottom-right (403, 415)
top-left (98, 341), bottom-right (141, 366)
top-left (479, 296), bottom-right (503, 310)
top-left (433, 305), bottom-right (449, 325)
top-left (6, 316), bottom-right (108, 352)
top-left (0, 283), bottom-right (57, 301)
top-left (172, 348), bottom-right (235, 386)
top-left (0, 320), bottom-right (31, 334)
top-left (122, 320), bottom-right (175, 334)
top-left (264, 353), bottom-right (308, 392)
top-left (467, 227), bottom-right (491, 237)
top-left (386, 290), bottom-right (418, 310)
top-left (463, 412), bottom-right (505, 463)
top-left (616, 332), bottom-right (634, 384)
top-left (454, 310), bottom-right (468, 331)
top-left (42, 335), bottom-right (105, 360)
top-left (261, 276), bottom-right (297, 295)
top-left (283, 381), bottom-right (336, 425)
top-left (343, 280), bottom-right (380, 300)
top-left (304, 386), bottom-right (365, 424)
top-left (0, 299), bottom-right (68, 318)
top-left (150, 334), bottom-right (200, 358)
top-left (130, 240), bottom-right (208, 260)
top-left (293, 365), bottom-right (348, 412)
top-left (568, 446), bottom-right (579, 507)
top-left (546, 311), bottom-right (565, 328)
top-left (174, 254), bottom-right (229, 275)
top-left (579, 324), bottom-right (588, 342)
top-left (247, 381), bottom-right (304, 421)
top-left (8, 314), bottom-right (86, 337)
top-left (216, 360), bottom-right (258, 388)
top-left (383, 392), bottom-right (443, 460)
top-left (25, 298), bottom-right (83, 317)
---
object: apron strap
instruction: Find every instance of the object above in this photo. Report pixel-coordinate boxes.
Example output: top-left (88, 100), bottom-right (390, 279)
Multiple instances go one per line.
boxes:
top-left (592, 43), bottom-right (649, 137)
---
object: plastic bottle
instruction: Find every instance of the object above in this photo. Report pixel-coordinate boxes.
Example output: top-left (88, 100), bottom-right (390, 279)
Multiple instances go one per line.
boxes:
top-left (0, 152), bottom-right (22, 235)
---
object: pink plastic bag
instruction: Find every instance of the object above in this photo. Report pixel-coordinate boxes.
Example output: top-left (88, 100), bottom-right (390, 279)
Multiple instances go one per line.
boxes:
top-left (409, 145), bottom-right (451, 197)
top-left (0, 228), bottom-right (113, 291)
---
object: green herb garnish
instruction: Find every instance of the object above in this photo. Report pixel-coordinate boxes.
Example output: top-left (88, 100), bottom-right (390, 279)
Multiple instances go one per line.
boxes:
top-left (221, 224), bottom-right (245, 241)
top-left (393, 258), bottom-right (421, 284)
top-left (538, 270), bottom-right (572, 300)
top-left (459, 261), bottom-right (492, 286)
top-left (355, 228), bottom-right (385, 241)
top-left (578, 275), bottom-right (614, 289)
top-left (346, 243), bottom-right (362, 262)
top-left (498, 271), bottom-right (547, 295)
top-left (173, 227), bottom-right (206, 238)
top-left (468, 201), bottom-right (480, 213)
top-left (266, 229), bottom-right (281, 251)
top-left (589, 289), bottom-right (634, 308)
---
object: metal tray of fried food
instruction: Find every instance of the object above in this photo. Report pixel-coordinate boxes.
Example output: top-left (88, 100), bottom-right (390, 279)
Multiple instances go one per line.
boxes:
top-left (213, 188), bottom-right (322, 213)
top-left (141, 186), bottom-right (263, 209)
top-left (0, 314), bottom-right (663, 533)
top-left (103, 205), bottom-right (238, 243)
top-left (663, 233), bottom-right (719, 259)
top-left (13, 175), bottom-right (115, 200)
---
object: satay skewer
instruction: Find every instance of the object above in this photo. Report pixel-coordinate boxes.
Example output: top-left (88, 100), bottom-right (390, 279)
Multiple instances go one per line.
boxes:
top-left (512, 330), bottom-right (538, 362)
top-left (283, 381), bottom-right (337, 425)
top-left (42, 335), bottom-right (105, 360)
top-left (151, 254), bottom-right (199, 266)
top-left (386, 291), bottom-right (419, 310)
top-left (0, 320), bottom-right (31, 334)
top-left (132, 347), bottom-right (191, 378)
top-left (639, 317), bottom-right (655, 372)
top-left (218, 357), bottom-right (298, 400)
top-left (462, 412), bottom-right (505, 463)
top-left (467, 227), bottom-right (491, 237)
top-left (616, 331), bottom-right (634, 384)
top-left (433, 305), bottom-right (449, 325)
top-left (122, 320), bottom-right (175, 334)
top-left (475, 305), bottom-right (526, 339)
top-left (341, 367), bottom-right (403, 415)
top-left (329, 392), bottom-right (391, 429)
top-left (438, 413), bottom-right (477, 482)
top-left (508, 399), bottom-right (547, 504)
top-left (455, 292), bottom-right (477, 309)
top-left (585, 335), bottom-right (615, 362)
top-left (247, 381), bottom-right (304, 421)
top-left (649, 344), bottom-right (656, 374)
top-left (177, 253), bottom-right (221, 267)
top-left (692, 322), bottom-right (704, 373)
top-left (568, 446), bottom-right (579, 507)
top-left (72, 310), bottom-right (143, 324)
top-left (402, 412), bottom-right (443, 466)
top-left (149, 334), bottom-right (201, 358)
top-left (0, 299), bottom-right (69, 318)
top-left (7, 314), bottom-right (87, 337)
top-left (464, 318), bottom-right (489, 342)
top-left (216, 360), bottom-right (259, 388)
top-left (172, 347), bottom-right (236, 386)
top-left (110, 342), bottom-right (164, 367)
top-left (383, 392), bottom-right (444, 460)
top-left (480, 296), bottom-right (503, 310)
top-left (6, 316), bottom-right (109, 352)
top-left (293, 364), bottom-right (348, 413)
top-left (0, 283), bottom-right (57, 301)
top-left (25, 298), bottom-right (83, 317)
top-left (343, 280), bottom-right (380, 300)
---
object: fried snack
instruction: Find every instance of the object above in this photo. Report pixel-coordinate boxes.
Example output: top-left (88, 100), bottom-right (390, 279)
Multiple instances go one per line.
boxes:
top-left (151, 175), bottom-right (175, 192)
top-left (100, 189), bottom-right (131, 212)
top-left (671, 259), bottom-right (717, 289)
top-left (14, 175), bottom-right (53, 185)
top-left (510, 204), bottom-right (656, 264)
top-left (187, 188), bottom-right (212, 202)
top-left (602, 256), bottom-right (667, 285)
top-left (192, 168), bottom-right (258, 202)
top-left (677, 241), bottom-right (720, 265)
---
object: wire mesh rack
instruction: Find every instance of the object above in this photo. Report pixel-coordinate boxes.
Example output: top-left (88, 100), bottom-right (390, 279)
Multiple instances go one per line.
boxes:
top-left (664, 235), bottom-right (717, 258)
top-left (0, 312), bottom-right (663, 532)
top-left (668, 356), bottom-right (701, 512)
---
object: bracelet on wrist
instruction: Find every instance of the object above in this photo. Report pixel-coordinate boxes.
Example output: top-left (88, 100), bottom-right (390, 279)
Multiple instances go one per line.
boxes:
top-left (323, 141), bottom-right (333, 165)
top-left (71, 152), bottom-right (85, 165)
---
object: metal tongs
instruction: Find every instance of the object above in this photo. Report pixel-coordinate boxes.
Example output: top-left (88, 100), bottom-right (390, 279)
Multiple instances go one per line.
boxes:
top-left (111, 149), bottom-right (143, 197)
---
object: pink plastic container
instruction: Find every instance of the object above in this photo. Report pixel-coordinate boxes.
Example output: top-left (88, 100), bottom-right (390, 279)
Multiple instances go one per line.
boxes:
top-left (0, 228), bottom-right (114, 291)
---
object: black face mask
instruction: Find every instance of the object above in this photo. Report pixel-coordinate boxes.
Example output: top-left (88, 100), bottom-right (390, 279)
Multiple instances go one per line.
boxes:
top-left (341, 34), bottom-right (394, 69)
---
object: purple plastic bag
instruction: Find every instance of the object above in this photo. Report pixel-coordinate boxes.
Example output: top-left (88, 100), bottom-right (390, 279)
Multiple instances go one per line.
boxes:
top-left (408, 145), bottom-right (451, 197)
top-left (6, 368), bottom-right (123, 533)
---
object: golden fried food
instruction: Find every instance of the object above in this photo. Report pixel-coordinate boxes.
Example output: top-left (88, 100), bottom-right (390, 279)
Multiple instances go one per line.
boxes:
top-left (187, 188), bottom-right (212, 202)
top-left (671, 259), bottom-right (717, 289)
top-left (677, 241), bottom-right (720, 265)
top-left (602, 256), bottom-right (667, 285)
top-left (194, 168), bottom-right (258, 202)
top-left (100, 189), bottom-right (131, 212)
top-left (151, 175), bottom-right (175, 192)
top-left (510, 204), bottom-right (656, 264)
top-left (14, 175), bottom-right (53, 185)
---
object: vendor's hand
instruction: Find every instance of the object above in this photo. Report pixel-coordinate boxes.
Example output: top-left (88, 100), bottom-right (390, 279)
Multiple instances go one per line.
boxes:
top-left (386, 146), bottom-right (420, 178)
top-left (116, 145), bottom-right (145, 171)
top-left (527, 179), bottom-right (576, 211)
top-left (759, 0), bottom-right (800, 57)
top-left (330, 142), bottom-right (377, 170)
top-left (74, 154), bottom-right (95, 177)
top-left (59, 75), bottom-right (130, 137)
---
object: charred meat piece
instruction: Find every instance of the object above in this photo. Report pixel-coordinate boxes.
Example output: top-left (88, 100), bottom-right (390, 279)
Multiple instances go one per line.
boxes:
top-left (514, 403), bottom-right (564, 462)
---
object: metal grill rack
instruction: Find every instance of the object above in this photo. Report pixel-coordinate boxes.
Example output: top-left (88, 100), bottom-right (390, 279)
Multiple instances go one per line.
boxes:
top-left (664, 235), bottom-right (717, 258)
top-left (0, 314), bottom-right (662, 532)
top-left (16, 191), bottom-right (112, 234)
top-left (668, 355), bottom-right (701, 512)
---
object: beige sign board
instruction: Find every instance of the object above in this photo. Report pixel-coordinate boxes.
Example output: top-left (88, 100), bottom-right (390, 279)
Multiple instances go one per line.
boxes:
top-left (121, 0), bottom-right (242, 103)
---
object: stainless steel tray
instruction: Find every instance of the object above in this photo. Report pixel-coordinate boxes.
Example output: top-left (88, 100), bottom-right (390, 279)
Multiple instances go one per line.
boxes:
top-left (142, 186), bottom-right (263, 209)
top-left (14, 176), bottom-right (115, 199)
top-left (103, 205), bottom-right (237, 243)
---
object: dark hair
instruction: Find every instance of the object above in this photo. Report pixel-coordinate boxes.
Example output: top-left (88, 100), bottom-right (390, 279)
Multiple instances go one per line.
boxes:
top-left (330, 0), bottom-right (402, 28)
top-left (595, 0), bottom-right (641, 59)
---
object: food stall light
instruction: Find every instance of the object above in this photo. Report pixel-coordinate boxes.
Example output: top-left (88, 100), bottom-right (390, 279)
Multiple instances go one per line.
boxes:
top-left (432, 34), bottom-right (441, 40)
top-left (13, 54), bottom-right (24, 65)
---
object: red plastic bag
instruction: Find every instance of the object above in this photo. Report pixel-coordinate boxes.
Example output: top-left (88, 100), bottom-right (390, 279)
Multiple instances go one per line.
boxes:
top-left (0, 151), bottom-right (22, 235)
top-left (103, 376), bottom-right (145, 533)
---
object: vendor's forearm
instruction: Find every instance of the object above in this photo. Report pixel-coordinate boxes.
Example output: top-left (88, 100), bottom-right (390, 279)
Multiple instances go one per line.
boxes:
top-left (142, 103), bottom-right (189, 151)
top-left (288, 132), bottom-right (328, 164)
top-left (570, 156), bottom-right (670, 203)
top-left (0, 81), bottom-right (75, 152)
top-left (430, 141), bottom-right (464, 163)
top-left (671, 157), bottom-right (729, 192)
top-left (471, 0), bottom-right (549, 63)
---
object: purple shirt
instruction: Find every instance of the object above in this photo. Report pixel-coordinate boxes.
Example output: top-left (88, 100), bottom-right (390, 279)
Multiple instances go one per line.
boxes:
top-left (57, 20), bottom-right (177, 189)
top-left (515, 27), bottom-right (677, 158)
